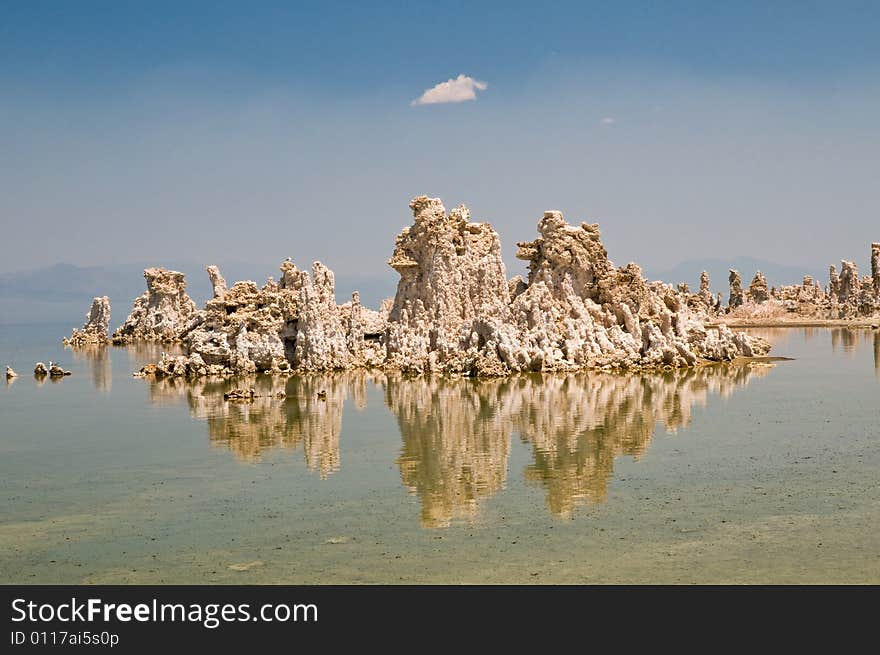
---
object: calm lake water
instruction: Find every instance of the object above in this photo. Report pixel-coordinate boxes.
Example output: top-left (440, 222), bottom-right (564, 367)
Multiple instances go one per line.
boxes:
top-left (1, 324), bottom-right (878, 583)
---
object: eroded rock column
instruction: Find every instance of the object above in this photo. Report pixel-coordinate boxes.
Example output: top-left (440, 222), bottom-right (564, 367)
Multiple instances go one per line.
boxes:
top-left (64, 296), bottom-right (111, 346)
top-left (728, 270), bottom-right (744, 309)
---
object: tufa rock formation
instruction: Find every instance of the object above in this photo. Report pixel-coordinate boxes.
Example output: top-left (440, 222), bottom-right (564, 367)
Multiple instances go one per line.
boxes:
top-left (5, 366), bottom-right (18, 379)
top-left (829, 265), bottom-right (840, 299)
top-left (747, 271), bottom-right (769, 303)
top-left (385, 196), bottom-right (514, 374)
top-left (381, 200), bottom-right (770, 375)
top-left (206, 265), bottom-right (228, 299)
top-left (722, 243), bottom-right (880, 321)
top-left (155, 259), bottom-right (388, 378)
top-left (64, 296), bottom-right (111, 347)
top-left (838, 261), bottom-right (860, 304)
top-left (872, 243), bottom-right (880, 294)
top-left (112, 268), bottom-right (198, 344)
top-left (698, 271), bottom-right (714, 309)
top-left (728, 270), bottom-right (744, 309)
top-left (49, 363), bottom-right (70, 377)
top-left (124, 196), bottom-right (769, 377)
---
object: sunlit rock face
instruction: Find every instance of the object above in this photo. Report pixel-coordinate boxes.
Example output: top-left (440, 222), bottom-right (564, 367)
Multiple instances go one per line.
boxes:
top-left (291, 263), bottom-right (351, 371)
top-left (698, 271), bottom-right (715, 310)
top-left (113, 268), bottom-right (198, 344)
top-left (385, 196), bottom-right (514, 375)
top-left (121, 195), bottom-right (769, 376)
top-left (508, 212), bottom-right (770, 370)
top-left (181, 265), bottom-right (298, 375)
top-left (64, 296), bottom-right (111, 347)
top-left (155, 262), bottom-right (388, 377)
top-left (206, 265), bottom-right (227, 299)
top-left (747, 272), bottom-right (770, 304)
top-left (382, 199), bottom-right (768, 375)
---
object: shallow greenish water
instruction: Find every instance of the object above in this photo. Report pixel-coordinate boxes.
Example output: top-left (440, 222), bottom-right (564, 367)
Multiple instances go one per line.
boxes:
top-left (1, 324), bottom-right (878, 583)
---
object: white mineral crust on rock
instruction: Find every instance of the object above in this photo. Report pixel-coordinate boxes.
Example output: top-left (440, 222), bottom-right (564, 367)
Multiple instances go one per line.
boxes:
top-left (747, 271), bottom-right (769, 303)
top-left (126, 195), bottom-right (771, 377)
top-left (113, 268), bottom-right (198, 344)
top-left (64, 296), bottom-right (111, 346)
top-left (385, 196), bottom-right (514, 374)
top-left (206, 265), bottom-right (228, 299)
top-left (291, 262), bottom-right (351, 371)
top-left (382, 198), bottom-right (767, 375)
top-left (699, 271), bottom-right (714, 309)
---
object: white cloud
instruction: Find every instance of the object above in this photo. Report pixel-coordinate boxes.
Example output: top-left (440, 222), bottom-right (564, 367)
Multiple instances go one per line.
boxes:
top-left (411, 74), bottom-right (488, 106)
top-left (601, 116), bottom-right (616, 125)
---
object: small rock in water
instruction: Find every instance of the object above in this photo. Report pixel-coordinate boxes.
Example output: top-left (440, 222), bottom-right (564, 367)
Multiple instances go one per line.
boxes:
top-left (34, 362), bottom-right (48, 376)
top-left (133, 363), bottom-right (158, 377)
top-left (228, 560), bottom-right (264, 571)
top-left (5, 366), bottom-right (18, 379)
top-left (49, 363), bottom-right (68, 377)
top-left (324, 536), bottom-right (349, 545)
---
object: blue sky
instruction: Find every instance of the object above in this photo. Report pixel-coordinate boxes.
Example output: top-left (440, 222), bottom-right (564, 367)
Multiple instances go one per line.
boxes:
top-left (5, 1), bottom-right (879, 88)
top-left (2, 1), bottom-right (879, 291)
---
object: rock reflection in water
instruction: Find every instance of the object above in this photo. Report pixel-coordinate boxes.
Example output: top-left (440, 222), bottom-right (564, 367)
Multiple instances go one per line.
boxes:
top-left (518, 365), bottom-right (770, 517)
top-left (829, 327), bottom-right (880, 372)
top-left (70, 346), bottom-right (112, 392)
top-left (386, 376), bottom-right (513, 528)
top-left (876, 332), bottom-right (880, 375)
top-left (147, 373), bottom-right (372, 478)
top-left (142, 360), bottom-right (774, 526)
top-left (387, 363), bottom-right (773, 525)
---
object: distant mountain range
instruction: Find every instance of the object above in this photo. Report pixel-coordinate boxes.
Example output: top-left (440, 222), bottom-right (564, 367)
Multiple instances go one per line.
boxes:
top-left (0, 262), bottom-right (398, 326)
top-left (648, 257), bottom-right (825, 296)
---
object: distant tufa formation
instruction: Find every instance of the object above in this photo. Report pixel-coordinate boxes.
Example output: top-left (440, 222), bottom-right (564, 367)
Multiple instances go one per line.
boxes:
top-left (708, 241), bottom-right (880, 321)
top-left (113, 195), bottom-right (770, 378)
top-left (48, 198), bottom-right (880, 380)
top-left (64, 296), bottom-right (111, 346)
top-left (61, 196), bottom-right (880, 376)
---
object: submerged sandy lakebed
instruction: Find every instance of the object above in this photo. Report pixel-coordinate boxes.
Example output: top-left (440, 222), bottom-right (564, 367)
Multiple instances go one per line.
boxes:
top-left (1, 325), bottom-right (878, 583)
